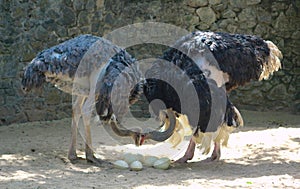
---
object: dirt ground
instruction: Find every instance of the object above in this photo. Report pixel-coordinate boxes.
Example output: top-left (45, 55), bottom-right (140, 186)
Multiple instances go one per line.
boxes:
top-left (0, 110), bottom-right (299, 189)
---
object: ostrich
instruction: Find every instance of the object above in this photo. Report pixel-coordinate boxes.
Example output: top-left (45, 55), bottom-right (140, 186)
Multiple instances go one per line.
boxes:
top-left (143, 45), bottom-right (244, 163)
top-left (162, 31), bottom-right (283, 163)
top-left (21, 34), bottom-right (176, 165)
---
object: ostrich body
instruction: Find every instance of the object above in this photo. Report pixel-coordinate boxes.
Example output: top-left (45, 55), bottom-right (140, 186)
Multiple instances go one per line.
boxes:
top-left (165, 31), bottom-right (282, 162)
top-left (144, 46), bottom-right (243, 163)
top-left (22, 35), bottom-right (176, 165)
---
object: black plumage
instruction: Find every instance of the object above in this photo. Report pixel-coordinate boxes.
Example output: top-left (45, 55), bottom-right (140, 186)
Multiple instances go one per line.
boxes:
top-left (95, 50), bottom-right (177, 145)
top-left (95, 50), bottom-right (142, 122)
top-left (174, 31), bottom-right (282, 92)
top-left (143, 46), bottom-right (243, 162)
top-left (151, 31), bottom-right (282, 162)
top-left (144, 47), bottom-right (221, 133)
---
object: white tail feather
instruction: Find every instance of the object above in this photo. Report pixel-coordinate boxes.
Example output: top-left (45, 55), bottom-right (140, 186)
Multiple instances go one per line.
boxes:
top-left (166, 113), bottom-right (193, 148)
top-left (259, 41), bottom-right (283, 80)
top-left (193, 124), bottom-right (236, 155)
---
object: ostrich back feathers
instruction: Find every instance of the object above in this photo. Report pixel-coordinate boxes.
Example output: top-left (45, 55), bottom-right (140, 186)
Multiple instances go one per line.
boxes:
top-left (95, 50), bottom-right (142, 122)
top-left (174, 31), bottom-right (282, 91)
top-left (22, 35), bottom-right (120, 93)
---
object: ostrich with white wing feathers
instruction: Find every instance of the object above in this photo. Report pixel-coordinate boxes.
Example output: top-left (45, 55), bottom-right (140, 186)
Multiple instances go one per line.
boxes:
top-left (163, 31), bottom-right (282, 163)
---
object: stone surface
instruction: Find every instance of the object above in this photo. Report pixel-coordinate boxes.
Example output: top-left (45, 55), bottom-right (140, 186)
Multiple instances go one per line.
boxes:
top-left (256, 7), bottom-right (272, 24)
top-left (238, 7), bottom-right (256, 22)
top-left (223, 9), bottom-right (236, 18)
top-left (229, 0), bottom-right (248, 9)
top-left (246, 0), bottom-right (261, 5)
top-left (268, 84), bottom-right (288, 101)
top-left (58, 5), bottom-right (76, 26)
top-left (291, 31), bottom-right (300, 39)
top-left (73, 0), bottom-right (85, 11)
top-left (0, 0), bottom-right (298, 125)
top-left (78, 11), bottom-right (90, 26)
top-left (86, 0), bottom-right (96, 11)
top-left (196, 7), bottom-right (217, 24)
top-left (186, 0), bottom-right (208, 7)
top-left (209, 0), bottom-right (222, 5)
top-left (34, 25), bottom-right (48, 41)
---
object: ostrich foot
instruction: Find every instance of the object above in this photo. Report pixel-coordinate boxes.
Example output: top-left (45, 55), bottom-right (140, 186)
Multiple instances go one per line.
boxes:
top-left (203, 142), bottom-right (221, 162)
top-left (68, 151), bottom-right (110, 166)
top-left (68, 148), bottom-right (110, 167)
top-left (210, 142), bottom-right (221, 161)
top-left (86, 155), bottom-right (107, 165)
top-left (175, 138), bottom-right (196, 163)
top-left (85, 146), bottom-right (112, 167)
top-left (68, 150), bottom-right (85, 163)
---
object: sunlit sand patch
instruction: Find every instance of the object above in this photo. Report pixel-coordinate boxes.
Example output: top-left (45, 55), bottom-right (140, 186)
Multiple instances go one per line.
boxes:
top-left (0, 170), bottom-right (46, 182)
top-left (221, 127), bottom-right (300, 165)
top-left (93, 126), bottom-right (300, 165)
top-left (133, 175), bottom-right (299, 189)
top-left (0, 154), bottom-right (36, 166)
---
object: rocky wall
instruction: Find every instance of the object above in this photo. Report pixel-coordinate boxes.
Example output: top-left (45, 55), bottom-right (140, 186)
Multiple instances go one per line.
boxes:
top-left (0, 0), bottom-right (299, 125)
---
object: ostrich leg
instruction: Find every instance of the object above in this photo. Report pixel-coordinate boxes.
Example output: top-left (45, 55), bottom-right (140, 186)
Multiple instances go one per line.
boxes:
top-left (210, 142), bottom-right (221, 161)
top-left (82, 94), bottom-right (107, 165)
top-left (175, 138), bottom-right (196, 163)
top-left (68, 96), bottom-right (85, 162)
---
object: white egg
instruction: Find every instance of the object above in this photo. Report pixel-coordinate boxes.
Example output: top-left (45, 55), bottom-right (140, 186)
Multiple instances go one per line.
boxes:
top-left (135, 153), bottom-right (145, 162)
top-left (130, 160), bottom-right (143, 171)
top-left (123, 153), bottom-right (137, 164)
top-left (113, 160), bottom-right (129, 169)
top-left (153, 157), bottom-right (171, 170)
top-left (143, 156), bottom-right (159, 167)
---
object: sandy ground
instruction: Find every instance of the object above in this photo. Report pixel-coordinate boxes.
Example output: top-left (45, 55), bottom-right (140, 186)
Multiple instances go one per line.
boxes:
top-left (0, 110), bottom-right (299, 189)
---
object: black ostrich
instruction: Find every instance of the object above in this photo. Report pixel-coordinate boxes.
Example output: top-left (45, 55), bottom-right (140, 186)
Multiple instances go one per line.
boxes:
top-left (158, 31), bottom-right (282, 163)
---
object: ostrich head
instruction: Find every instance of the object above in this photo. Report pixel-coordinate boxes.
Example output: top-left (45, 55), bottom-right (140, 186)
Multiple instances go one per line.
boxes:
top-left (21, 58), bottom-right (46, 92)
